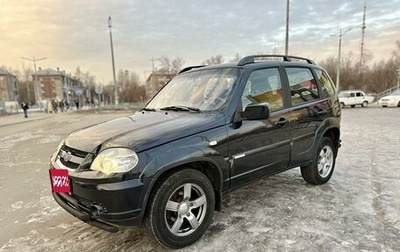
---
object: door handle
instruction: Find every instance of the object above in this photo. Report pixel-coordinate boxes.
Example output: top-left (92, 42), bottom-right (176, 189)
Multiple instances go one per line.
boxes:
top-left (276, 118), bottom-right (286, 126)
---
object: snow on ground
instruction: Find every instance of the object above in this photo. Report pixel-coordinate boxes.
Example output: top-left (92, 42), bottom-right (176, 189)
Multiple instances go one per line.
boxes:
top-left (0, 108), bottom-right (399, 252)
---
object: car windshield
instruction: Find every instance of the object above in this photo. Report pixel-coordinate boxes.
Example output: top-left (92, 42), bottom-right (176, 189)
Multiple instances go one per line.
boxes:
top-left (390, 90), bottom-right (400, 96)
top-left (146, 68), bottom-right (241, 111)
top-left (338, 92), bottom-right (349, 98)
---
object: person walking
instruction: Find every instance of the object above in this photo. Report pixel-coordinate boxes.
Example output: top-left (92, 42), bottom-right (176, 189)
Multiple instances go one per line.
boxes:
top-left (48, 101), bottom-right (54, 113)
top-left (59, 99), bottom-right (65, 112)
top-left (21, 102), bottom-right (29, 118)
top-left (51, 99), bottom-right (58, 113)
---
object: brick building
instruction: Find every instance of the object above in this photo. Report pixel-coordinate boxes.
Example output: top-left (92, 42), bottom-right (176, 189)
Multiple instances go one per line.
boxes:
top-left (36, 68), bottom-right (81, 103)
top-left (0, 68), bottom-right (18, 102)
top-left (145, 72), bottom-right (176, 99)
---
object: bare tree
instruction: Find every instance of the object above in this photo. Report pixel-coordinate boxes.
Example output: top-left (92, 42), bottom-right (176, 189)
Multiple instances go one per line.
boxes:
top-left (319, 56), bottom-right (337, 78)
top-left (230, 53), bottom-right (242, 63)
top-left (171, 57), bottom-right (185, 74)
top-left (202, 55), bottom-right (224, 65)
top-left (117, 69), bottom-right (143, 103)
top-left (392, 40), bottom-right (400, 63)
top-left (157, 56), bottom-right (171, 73)
top-left (156, 56), bottom-right (185, 74)
top-left (18, 64), bottom-right (34, 104)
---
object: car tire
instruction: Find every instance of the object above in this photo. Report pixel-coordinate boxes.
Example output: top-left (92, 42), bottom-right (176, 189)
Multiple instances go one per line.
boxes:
top-left (362, 101), bottom-right (368, 107)
top-left (146, 169), bottom-right (215, 249)
top-left (340, 102), bottom-right (345, 109)
top-left (301, 137), bottom-right (337, 185)
top-left (397, 101), bottom-right (400, 107)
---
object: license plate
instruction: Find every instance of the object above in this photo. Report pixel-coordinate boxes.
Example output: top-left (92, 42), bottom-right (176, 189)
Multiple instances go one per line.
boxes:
top-left (50, 169), bottom-right (71, 193)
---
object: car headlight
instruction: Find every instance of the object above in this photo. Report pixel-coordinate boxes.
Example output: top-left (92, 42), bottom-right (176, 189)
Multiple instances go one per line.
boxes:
top-left (90, 148), bottom-right (139, 175)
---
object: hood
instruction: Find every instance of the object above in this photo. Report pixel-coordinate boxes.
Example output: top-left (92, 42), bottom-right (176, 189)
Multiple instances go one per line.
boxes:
top-left (64, 111), bottom-right (225, 153)
top-left (381, 94), bottom-right (400, 99)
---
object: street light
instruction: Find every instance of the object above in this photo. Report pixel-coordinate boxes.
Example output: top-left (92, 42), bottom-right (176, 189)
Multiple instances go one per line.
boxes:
top-left (21, 56), bottom-right (47, 106)
top-left (331, 27), bottom-right (352, 91)
top-left (108, 16), bottom-right (118, 106)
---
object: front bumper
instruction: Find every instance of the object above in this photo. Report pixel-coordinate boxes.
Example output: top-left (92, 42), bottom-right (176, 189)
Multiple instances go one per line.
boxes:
top-left (50, 161), bottom-right (147, 232)
top-left (379, 100), bottom-right (398, 107)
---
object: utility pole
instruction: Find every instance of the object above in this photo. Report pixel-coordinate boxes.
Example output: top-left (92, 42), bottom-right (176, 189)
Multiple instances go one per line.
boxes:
top-left (21, 56), bottom-right (47, 107)
top-left (331, 28), bottom-right (352, 91)
top-left (285, 0), bottom-right (290, 55)
top-left (108, 16), bottom-right (118, 106)
top-left (360, 0), bottom-right (367, 70)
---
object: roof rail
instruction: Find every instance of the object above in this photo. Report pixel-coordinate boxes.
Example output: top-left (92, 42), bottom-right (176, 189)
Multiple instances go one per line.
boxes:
top-left (178, 65), bottom-right (206, 74)
top-left (238, 55), bottom-right (316, 66)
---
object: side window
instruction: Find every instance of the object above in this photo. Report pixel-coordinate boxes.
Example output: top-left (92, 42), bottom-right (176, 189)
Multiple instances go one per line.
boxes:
top-left (286, 67), bottom-right (319, 106)
top-left (315, 69), bottom-right (335, 97)
top-left (242, 68), bottom-right (283, 111)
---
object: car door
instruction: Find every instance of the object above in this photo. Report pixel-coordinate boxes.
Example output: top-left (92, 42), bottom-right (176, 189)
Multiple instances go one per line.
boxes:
top-left (285, 67), bottom-right (332, 165)
top-left (348, 92), bottom-right (357, 105)
top-left (356, 91), bottom-right (364, 104)
top-left (228, 67), bottom-right (291, 188)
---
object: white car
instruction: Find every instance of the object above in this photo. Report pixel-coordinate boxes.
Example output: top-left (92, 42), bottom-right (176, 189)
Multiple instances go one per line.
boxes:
top-left (378, 90), bottom-right (400, 107)
top-left (338, 90), bottom-right (375, 108)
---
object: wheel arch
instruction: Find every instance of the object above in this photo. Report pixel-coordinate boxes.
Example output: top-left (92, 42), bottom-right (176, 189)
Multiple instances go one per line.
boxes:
top-left (142, 158), bottom-right (225, 223)
top-left (323, 127), bottom-right (341, 152)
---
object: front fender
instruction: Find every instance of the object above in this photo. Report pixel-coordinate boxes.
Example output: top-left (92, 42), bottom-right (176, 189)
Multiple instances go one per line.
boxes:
top-left (138, 143), bottom-right (229, 215)
top-left (141, 144), bottom-right (228, 186)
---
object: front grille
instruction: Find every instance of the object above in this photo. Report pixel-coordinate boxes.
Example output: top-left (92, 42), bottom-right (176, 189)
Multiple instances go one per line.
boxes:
top-left (63, 145), bottom-right (88, 158)
top-left (58, 145), bottom-right (89, 169)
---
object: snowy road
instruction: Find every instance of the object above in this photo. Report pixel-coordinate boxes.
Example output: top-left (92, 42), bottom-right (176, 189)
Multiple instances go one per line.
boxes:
top-left (0, 107), bottom-right (399, 252)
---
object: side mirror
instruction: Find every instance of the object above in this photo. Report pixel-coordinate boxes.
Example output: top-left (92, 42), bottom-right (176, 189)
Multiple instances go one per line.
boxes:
top-left (242, 103), bottom-right (270, 120)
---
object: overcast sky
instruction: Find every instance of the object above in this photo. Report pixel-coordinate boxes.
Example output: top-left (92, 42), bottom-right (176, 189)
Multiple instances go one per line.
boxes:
top-left (1, 0), bottom-right (399, 83)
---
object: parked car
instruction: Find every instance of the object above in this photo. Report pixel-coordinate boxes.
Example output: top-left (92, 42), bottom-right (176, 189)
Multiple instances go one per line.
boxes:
top-left (378, 89), bottom-right (400, 107)
top-left (49, 55), bottom-right (341, 249)
top-left (338, 90), bottom-right (375, 108)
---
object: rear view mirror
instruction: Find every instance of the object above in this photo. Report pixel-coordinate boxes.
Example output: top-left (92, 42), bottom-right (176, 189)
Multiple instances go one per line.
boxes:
top-left (242, 103), bottom-right (270, 120)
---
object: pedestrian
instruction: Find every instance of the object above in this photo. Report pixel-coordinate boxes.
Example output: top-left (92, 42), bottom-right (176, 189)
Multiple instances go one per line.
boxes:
top-left (52, 99), bottom-right (58, 113)
top-left (75, 98), bottom-right (79, 110)
top-left (42, 99), bottom-right (48, 113)
top-left (21, 102), bottom-right (29, 118)
top-left (48, 101), bottom-right (54, 113)
top-left (65, 100), bottom-right (70, 111)
top-left (59, 99), bottom-right (65, 112)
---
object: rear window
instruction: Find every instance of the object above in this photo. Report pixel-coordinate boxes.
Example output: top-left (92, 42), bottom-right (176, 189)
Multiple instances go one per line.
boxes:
top-left (286, 67), bottom-right (319, 106)
top-left (315, 69), bottom-right (336, 98)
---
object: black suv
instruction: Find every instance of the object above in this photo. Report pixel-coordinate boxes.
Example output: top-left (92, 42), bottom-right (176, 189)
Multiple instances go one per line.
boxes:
top-left (49, 55), bottom-right (341, 249)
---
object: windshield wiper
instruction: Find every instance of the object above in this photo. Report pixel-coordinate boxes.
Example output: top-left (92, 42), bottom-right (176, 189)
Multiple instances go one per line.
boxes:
top-left (160, 105), bottom-right (201, 112)
top-left (141, 107), bottom-right (156, 111)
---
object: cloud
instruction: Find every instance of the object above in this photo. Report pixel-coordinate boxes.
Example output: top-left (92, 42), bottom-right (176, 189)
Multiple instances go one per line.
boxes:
top-left (1, 0), bottom-right (399, 82)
